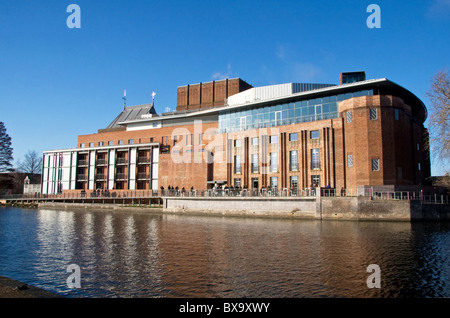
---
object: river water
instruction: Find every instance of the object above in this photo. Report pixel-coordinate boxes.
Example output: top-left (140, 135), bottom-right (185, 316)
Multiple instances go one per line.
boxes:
top-left (0, 207), bottom-right (449, 298)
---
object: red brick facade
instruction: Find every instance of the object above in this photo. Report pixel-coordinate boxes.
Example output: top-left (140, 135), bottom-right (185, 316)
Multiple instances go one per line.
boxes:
top-left (63, 76), bottom-right (430, 195)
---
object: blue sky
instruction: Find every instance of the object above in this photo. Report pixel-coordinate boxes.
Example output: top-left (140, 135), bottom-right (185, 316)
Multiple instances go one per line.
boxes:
top-left (1, 0), bottom-right (449, 175)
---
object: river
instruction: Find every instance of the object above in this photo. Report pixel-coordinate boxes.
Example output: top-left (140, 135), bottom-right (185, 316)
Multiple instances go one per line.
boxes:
top-left (0, 207), bottom-right (449, 298)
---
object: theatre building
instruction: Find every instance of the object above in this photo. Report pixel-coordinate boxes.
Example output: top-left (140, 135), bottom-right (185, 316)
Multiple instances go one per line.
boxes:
top-left (41, 72), bottom-right (431, 195)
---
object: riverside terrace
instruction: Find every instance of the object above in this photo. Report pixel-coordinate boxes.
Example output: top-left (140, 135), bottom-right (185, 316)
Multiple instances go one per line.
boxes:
top-left (1, 187), bottom-right (449, 205)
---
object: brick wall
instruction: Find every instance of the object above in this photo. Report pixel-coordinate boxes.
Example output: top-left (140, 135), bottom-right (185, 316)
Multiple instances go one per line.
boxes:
top-left (176, 78), bottom-right (252, 111)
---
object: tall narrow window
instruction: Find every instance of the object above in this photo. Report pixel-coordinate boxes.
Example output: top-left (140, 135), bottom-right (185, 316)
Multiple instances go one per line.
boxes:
top-left (251, 137), bottom-right (259, 146)
top-left (270, 177), bottom-right (278, 189)
top-left (234, 139), bottom-right (241, 148)
top-left (199, 133), bottom-right (202, 145)
top-left (290, 150), bottom-right (298, 171)
top-left (251, 153), bottom-right (259, 173)
top-left (372, 159), bottom-right (380, 171)
top-left (290, 176), bottom-right (298, 189)
top-left (234, 155), bottom-right (241, 174)
top-left (270, 152), bottom-right (278, 172)
top-left (394, 109), bottom-right (399, 121)
top-left (370, 108), bottom-right (377, 120)
top-left (311, 149), bottom-right (320, 169)
top-left (346, 111), bottom-right (352, 123)
top-left (270, 135), bottom-right (278, 144)
top-left (347, 154), bottom-right (353, 167)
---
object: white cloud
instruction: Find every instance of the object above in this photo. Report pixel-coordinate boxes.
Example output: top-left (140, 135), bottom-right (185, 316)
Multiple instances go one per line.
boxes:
top-left (212, 64), bottom-right (233, 80)
top-left (274, 44), bottom-right (323, 82)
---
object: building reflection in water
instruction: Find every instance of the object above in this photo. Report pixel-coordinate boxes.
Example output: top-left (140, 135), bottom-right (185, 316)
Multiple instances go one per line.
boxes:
top-left (23, 209), bottom-right (449, 297)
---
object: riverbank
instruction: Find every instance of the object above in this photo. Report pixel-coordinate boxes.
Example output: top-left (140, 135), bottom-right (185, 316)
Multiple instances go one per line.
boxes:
top-left (0, 276), bottom-right (62, 298)
top-left (34, 195), bottom-right (450, 221)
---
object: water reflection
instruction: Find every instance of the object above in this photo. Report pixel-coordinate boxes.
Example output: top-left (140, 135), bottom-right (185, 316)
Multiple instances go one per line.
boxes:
top-left (0, 207), bottom-right (449, 298)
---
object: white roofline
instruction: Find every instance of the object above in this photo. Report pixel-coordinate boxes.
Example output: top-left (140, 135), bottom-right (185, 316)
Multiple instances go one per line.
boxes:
top-left (119, 78), bottom-right (388, 125)
top-left (43, 142), bottom-right (160, 154)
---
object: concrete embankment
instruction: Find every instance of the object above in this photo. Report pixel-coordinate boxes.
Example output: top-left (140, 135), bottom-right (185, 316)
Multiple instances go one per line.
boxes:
top-left (25, 196), bottom-right (450, 221)
top-left (162, 196), bottom-right (450, 221)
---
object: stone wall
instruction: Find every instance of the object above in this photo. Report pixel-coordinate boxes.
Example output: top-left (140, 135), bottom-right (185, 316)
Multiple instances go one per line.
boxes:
top-left (163, 196), bottom-right (450, 221)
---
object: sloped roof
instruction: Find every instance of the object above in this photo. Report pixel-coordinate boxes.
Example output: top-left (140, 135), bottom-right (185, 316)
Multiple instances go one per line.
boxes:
top-left (106, 103), bottom-right (158, 129)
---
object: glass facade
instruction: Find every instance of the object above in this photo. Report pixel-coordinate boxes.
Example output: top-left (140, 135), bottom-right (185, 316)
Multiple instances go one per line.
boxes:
top-left (219, 90), bottom-right (373, 133)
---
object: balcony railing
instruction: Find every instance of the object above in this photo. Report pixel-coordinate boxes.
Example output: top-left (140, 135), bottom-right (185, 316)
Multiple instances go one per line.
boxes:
top-left (96, 159), bottom-right (107, 165)
top-left (96, 174), bottom-right (107, 180)
top-left (116, 158), bottom-right (128, 165)
top-left (77, 174), bottom-right (87, 181)
top-left (115, 173), bottom-right (127, 180)
top-left (78, 160), bottom-right (88, 166)
top-left (137, 173), bottom-right (150, 180)
top-left (137, 157), bottom-right (151, 164)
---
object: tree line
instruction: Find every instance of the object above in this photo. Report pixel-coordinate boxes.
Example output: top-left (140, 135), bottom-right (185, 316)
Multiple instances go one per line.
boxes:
top-left (1, 122), bottom-right (42, 194)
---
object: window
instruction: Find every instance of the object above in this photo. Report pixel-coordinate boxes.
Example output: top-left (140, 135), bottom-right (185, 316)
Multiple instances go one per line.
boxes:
top-left (270, 135), bottom-right (278, 143)
top-left (311, 175), bottom-right (320, 187)
top-left (153, 122), bottom-right (158, 128)
top-left (289, 133), bottom-right (298, 141)
top-left (128, 139), bottom-right (134, 145)
top-left (270, 177), bottom-right (278, 189)
top-left (310, 130), bottom-right (319, 139)
top-left (234, 139), bottom-right (241, 147)
top-left (190, 134), bottom-right (193, 146)
top-left (290, 150), bottom-right (298, 171)
top-left (234, 155), bottom-right (241, 174)
top-left (199, 133), bottom-right (203, 145)
top-left (418, 163), bottom-right (421, 171)
top-left (397, 167), bottom-right (403, 180)
top-left (347, 154), bottom-right (353, 167)
top-left (417, 143), bottom-right (420, 151)
top-left (270, 152), bottom-right (278, 172)
top-left (370, 108), bottom-right (378, 120)
top-left (251, 153), bottom-right (259, 173)
top-left (89, 142), bottom-right (94, 147)
top-left (311, 149), bottom-right (320, 169)
top-left (251, 137), bottom-right (259, 146)
top-left (234, 178), bottom-right (241, 188)
top-left (108, 141), bottom-right (113, 146)
top-left (80, 143), bottom-right (85, 148)
top-left (346, 111), bottom-right (352, 123)
top-left (290, 176), bottom-right (298, 189)
top-left (372, 159), bottom-right (380, 171)
top-left (98, 141), bottom-right (104, 146)
top-left (394, 109), bottom-right (399, 121)
top-left (173, 135), bottom-right (178, 146)
top-left (118, 140), bottom-right (124, 145)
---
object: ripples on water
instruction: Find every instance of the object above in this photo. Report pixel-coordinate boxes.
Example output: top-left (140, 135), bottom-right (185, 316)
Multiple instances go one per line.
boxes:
top-left (0, 207), bottom-right (449, 298)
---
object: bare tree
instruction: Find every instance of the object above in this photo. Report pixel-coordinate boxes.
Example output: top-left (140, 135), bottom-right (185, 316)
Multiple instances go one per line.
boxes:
top-left (426, 69), bottom-right (450, 167)
top-left (16, 150), bottom-right (42, 183)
